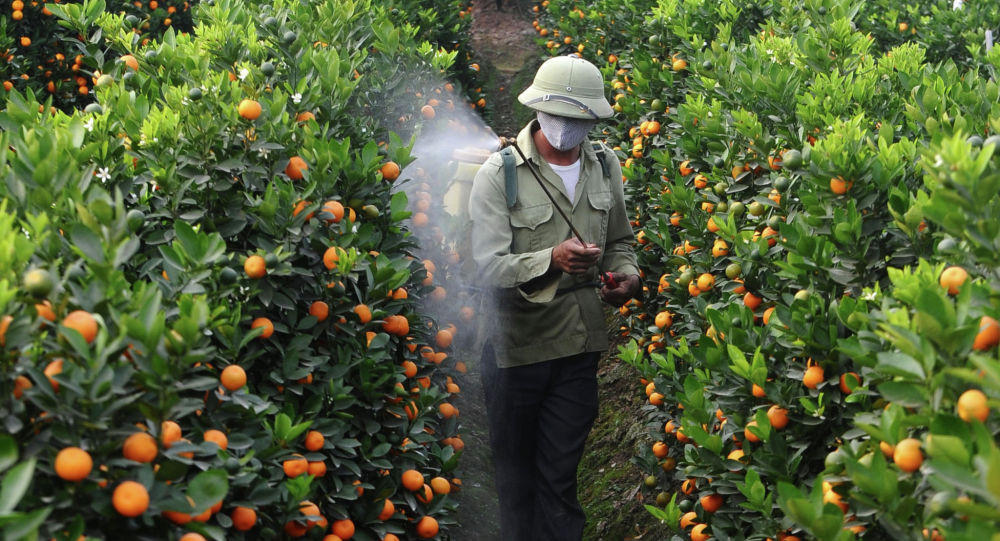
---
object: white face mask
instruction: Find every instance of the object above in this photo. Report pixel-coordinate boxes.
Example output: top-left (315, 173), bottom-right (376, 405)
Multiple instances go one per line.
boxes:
top-left (536, 111), bottom-right (596, 151)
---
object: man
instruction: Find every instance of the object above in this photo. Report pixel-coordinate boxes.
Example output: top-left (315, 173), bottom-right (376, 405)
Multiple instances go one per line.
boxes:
top-left (468, 55), bottom-right (641, 540)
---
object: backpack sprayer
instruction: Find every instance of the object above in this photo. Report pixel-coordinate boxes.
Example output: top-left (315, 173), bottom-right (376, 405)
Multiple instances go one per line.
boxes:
top-left (444, 138), bottom-right (617, 291)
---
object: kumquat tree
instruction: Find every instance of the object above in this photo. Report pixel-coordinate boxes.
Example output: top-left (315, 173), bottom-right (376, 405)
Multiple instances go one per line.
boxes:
top-left (530, 0), bottom-right (1000, 539)
top-left (2, 0), bottom-right (1000, 539)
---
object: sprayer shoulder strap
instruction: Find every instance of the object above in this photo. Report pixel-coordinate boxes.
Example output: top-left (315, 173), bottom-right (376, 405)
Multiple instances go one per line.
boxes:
top-left (500, 143), bottom-right (609, 209)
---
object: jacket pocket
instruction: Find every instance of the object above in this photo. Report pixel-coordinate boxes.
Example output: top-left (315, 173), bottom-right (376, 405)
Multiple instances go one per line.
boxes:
top-left (587, 190), bottom-right (612, 252)
top-left (509, 203), bottom-right (553, 252)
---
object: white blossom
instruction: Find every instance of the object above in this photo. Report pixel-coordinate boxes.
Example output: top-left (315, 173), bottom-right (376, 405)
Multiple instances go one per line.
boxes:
top-left (258, 147), bottom-right (270, 158)
top-left (83, 117), bottom-right (94, 132)
top-left (291, 93), bottom-right (302, 104)
top-left (96, 167), bottom-right (111, 183)
top-left (238, 68), bottom-right (250, 81)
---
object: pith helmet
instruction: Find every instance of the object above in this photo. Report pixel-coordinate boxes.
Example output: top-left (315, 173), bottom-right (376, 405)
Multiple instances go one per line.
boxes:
top-left (518, 55), bottom-right (614, 120)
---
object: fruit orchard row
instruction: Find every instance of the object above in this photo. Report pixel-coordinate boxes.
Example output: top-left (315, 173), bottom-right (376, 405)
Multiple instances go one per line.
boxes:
top-left (0, 0), bottom-right (487, 540)
top-left (535, 0), bottom-right (1000, 540)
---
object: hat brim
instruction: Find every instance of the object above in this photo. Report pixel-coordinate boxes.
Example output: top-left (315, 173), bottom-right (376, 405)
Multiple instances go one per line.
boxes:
top-left (517, 86), bottom-right (615, 120)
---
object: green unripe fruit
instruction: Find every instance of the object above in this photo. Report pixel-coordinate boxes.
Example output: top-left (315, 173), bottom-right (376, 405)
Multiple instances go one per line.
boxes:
top-left (261, 61), bottom-right (276, 76)
top-left (219, 267), bottom-right (239, 285)
top-left (95, 74), bottom-right (115, 88)
top-left (713, 182), bottom-right (728, 196)
top-left (83, 103), bottom-right (103, 114)
top-left (23, 268), bottom-right (54, 298)
top-left (126, 209), bottom-right (145, 231)
top-left (644, 475), bottom-right (657, 488)
top-left (748, 201), bottom-right (766, 216)
top-left (188, 87), bottom-right (202, 101)
top-left (282, 31), bottom-right (297, 44)
top-left (725, 263), bottom-right (742, 279)
top-left (782, 149), bottom-right (803, 169)
top-left (729, 201), bottom-right (745, 216)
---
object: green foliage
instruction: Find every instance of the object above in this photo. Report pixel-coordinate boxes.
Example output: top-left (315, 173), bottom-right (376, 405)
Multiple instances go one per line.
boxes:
top-left (539, 0), bottom-right (1000, 538)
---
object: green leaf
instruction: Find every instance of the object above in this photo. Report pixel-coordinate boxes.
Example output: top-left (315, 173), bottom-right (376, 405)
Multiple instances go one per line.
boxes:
top-left (187, 470), bottom-right (229, 513)
top-left (876, 381), bottom-right (929, 408)
top-left (69, 224), bottom-right (105, 264)
top-left (0, 506), bottom-right (51, 539)
top-left (0, 458), bottom-right (35, 514)
top-left (0, 435), bottom-right (17, 473)
top-left (875, 351), bottom-right (925, 380)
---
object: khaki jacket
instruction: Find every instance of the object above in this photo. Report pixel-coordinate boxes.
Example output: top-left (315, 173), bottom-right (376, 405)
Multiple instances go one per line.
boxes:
top-left (468, 121), bottom-right (639, 367)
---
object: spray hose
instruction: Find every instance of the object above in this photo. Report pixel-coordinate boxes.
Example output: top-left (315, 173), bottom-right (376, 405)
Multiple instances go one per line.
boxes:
top-left (508, 142), bottom-right (618, 292)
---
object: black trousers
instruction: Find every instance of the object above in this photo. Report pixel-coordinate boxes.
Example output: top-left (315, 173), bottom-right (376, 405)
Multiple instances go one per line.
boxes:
top-left (480, 343), bottom-right (600, 541)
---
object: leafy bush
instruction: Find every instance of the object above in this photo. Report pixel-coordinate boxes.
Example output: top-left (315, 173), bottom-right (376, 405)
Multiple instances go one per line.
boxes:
top-left (0, 0), bottom-right (485, 539)
top-left (534, 0), bottom-right (1000, 539)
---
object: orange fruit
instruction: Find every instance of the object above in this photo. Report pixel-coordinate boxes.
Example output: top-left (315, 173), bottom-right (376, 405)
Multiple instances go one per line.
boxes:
top-left (972, 316), bottom-right (1000, 351)
top-left (652, 441), bottom-right (668, 459)
top-left (438, 402), bottom-right (459, 419)
top-left (803, 365), bottom-right (825, 389)
top-left (353, 304), bottom-right (372, 324)
top-left (691, 523), bottom-right (710, 541)
top-left (696, 273), bottom-right (714, 292)
top-left (743, 292), bottom-right (762, 311)
top-left (762, 306), bottom-right (775, 325)
top-left (893, 437), bottom-right (923, 473)
top-left (322, 200), bottom-right (345, 223)
top-left (203, 429), bottom-right (228, 450)
top-left (680, 478), bottom-right (696, 494)
top-left (120, 54), bottom-right (139, 71)
top-left (767, 405), bottom-right (789, 430)
top-left (112, 481), bottom-right (149, 517)
top-left (323, 246), bottom-right (340, 270)
top-left (123, 432), bottom-right (158, 463)
top-left (700, 493), bottom-right (723, 513)
top-left (654, 311), bottom-right (673, 329)
top-left (435, 329), bottom-right (453, 349)
top-left (237, 99), bottom-right (262, 120)
top-left (648, 392), bottom-right (664, 406)
top-left (220, 365), bottom-right (247, 391)
top-left (244, 255), bottom-right (266, 279)
top-left (331, 519), bottom-right (355, 539)
top-left (380, 161), bottom-right (401, 181)
top-left (309, 301), bottom-right (330, 322)
top-left (378, 499), bottom-right (395, 520)
top-left (251, 317), bottom-right (274, 339)
top-left (744, 421), bottom-right (761, 443)
top-left (839, 372), bottom-right (862, 394)
top-left (307, 460), bottom-right (327, 477)
top-left (957, 389), bottom-right (989, 422)
top-left (0, 314), bottom-right (12, 347)
top-left (416, 516), bottom-right (439, 539)
top-left (420, 104), bottom-right (435, 119)
top-left (44, 358), bottom-right (63, 391)
top-left (286, 156), bottom-right (308, 180)
top-left (62, 310), bottom-right (98, 344)
top-left (304, 430), bottom-right (325, 451)
top-left (13, 375), bottom-right (31, 399)
top-left (751, 383), bottom-right (766, 398)
top-left (430, 476), bottom-right (451, 495)
top-left (295, 111), bottom-right (315, 124)
top-left (283, 454), bottom-right (309, 477)
top-left (292, 200), bottom-right (314, 220)
top-left (939, 266), bottom-right (968, 295)
top-left (231, 506), bottom-right (257, 531)
top-left (54, 447), bottom-right (92, 481)
top-left (680, 511), bottom-right (698, 529)
top-left (179, 534), bottom-right (206, 541)
top-left (829, 176), bottom-right (852, 195)
top-left (34, 301), bottom-right (56, 322)
top-left (401, 469), bottom-right (424, 491)
top-left (160, 420), bottom-right (182, 448)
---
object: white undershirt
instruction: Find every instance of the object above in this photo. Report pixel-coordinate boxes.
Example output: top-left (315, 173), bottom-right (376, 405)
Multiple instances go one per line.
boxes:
top-left (549, 159), bottom-right (581, 201)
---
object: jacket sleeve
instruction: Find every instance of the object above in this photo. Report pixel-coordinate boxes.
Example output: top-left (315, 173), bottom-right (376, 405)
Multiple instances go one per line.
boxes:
top-left (468, 156), bottom-right (558, 301)
top-left (600, 149), bottom-right (640, 277)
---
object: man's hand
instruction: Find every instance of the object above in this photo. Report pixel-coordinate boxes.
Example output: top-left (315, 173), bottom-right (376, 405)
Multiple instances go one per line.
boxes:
top-left (599, 272), bottom-right (641, 307)
top-left (551, 238), bottom-right (601, 274)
